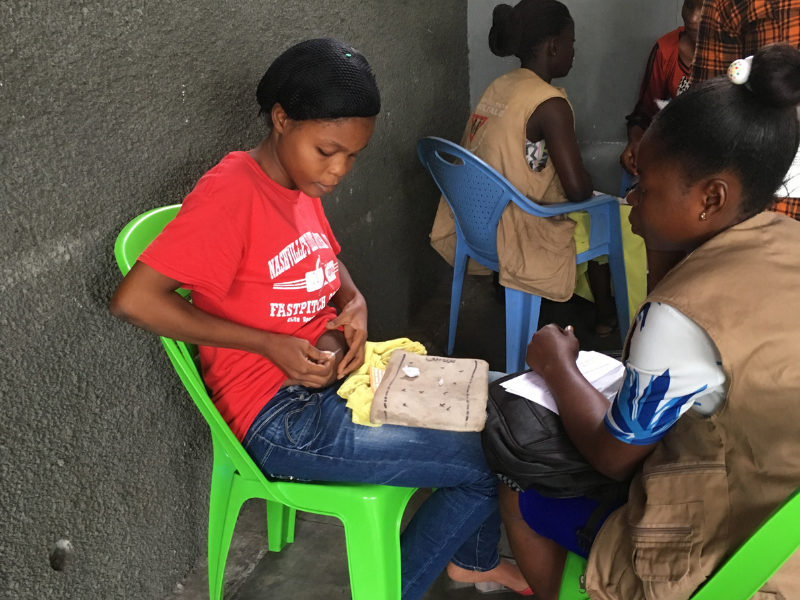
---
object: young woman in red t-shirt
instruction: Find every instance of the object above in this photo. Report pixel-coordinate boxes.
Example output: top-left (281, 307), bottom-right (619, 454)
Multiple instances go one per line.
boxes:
top-left (110, 39), bottom-right (530, 599)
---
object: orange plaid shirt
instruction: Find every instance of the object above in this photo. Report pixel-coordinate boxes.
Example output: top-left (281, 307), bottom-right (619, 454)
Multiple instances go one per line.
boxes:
top-left (690, 0), bottom-right (800, 219)
top-left (690, 0), bottom-right (800, 83)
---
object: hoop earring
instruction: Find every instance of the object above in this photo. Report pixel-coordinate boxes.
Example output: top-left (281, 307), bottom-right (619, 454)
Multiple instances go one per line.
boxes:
top-left (700, 212), bottom-right (707, 221)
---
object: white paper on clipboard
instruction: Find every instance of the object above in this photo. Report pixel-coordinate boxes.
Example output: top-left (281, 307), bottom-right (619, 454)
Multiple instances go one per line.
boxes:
top-left (499, 351), bottom-right (625, 415)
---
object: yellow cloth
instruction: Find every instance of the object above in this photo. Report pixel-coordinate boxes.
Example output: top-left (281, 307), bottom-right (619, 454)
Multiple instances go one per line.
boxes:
top-left (337, 338), bottom-right (427, 427)
top-left (569, 205), bottom-right (647, 323)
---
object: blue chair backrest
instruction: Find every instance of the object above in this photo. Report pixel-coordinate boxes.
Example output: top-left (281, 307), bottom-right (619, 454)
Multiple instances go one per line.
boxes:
top-left (619, 169), bottom-right (636, 199)
top-left (418, 137), bottom-right (520, 266)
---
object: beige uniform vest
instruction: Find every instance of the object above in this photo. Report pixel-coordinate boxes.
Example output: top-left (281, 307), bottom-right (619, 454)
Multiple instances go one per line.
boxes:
top-left (586, 212), bottom-right (800, 600)
top-left (429, 69), bottom-right (578, 301)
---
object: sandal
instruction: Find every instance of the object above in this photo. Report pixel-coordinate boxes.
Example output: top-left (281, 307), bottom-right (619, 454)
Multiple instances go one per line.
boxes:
top-left (594, 316), bottom-right (619, 338)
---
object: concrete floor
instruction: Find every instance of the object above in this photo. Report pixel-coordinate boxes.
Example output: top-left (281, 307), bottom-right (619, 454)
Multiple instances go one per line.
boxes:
top-left (165, 493), bottom-right (517, 600)
top-left (164, 274), bottom-right (622, 599)
top-left (407, 274), bottom-right (622, 370)
top-left (235, 491), bottom-right (518, 600)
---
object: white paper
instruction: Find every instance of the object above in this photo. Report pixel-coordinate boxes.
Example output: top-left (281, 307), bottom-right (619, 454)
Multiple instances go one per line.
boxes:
top-left (402, 365), bottom-right (420, 378)
top-left (499, 351), bottom-right (625, 415)
top-left (778, 148), bottom-right (800, 198)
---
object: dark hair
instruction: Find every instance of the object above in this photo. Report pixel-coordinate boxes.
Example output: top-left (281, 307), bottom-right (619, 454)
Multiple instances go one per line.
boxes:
top-left (488, 0), bottom-right (572, 61)
top-left (650, 44), bottom-right (800, 216)
top-left (256, 38), bottom-right (381, 123)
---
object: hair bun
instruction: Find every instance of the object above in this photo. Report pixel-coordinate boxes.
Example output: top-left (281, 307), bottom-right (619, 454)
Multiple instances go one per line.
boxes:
top-left (748, 44), bottom-right (800, 108)
top-left (488, 4), bottom-right (518, 57)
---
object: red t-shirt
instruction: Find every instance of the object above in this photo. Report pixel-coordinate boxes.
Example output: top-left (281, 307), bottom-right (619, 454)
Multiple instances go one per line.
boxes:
top-left (140, 151), bottom-right (341, 440)
top-left (626, 27), bottom-right (692, 130)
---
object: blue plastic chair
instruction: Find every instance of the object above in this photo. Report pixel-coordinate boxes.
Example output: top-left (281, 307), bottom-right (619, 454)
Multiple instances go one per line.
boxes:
top-left (619, 169), bottom-right (636, 198)
top-left (418, 137), bottom-right (629, 373)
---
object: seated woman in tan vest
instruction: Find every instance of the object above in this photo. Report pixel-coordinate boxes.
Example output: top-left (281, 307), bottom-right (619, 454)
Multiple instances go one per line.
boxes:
top-left (430, 0), bottom-right (620, 336)
top-left (498, 44), bottom-right (800, 600)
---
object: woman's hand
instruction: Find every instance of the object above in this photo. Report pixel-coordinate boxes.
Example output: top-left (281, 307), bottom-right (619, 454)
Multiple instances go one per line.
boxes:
top-left (111, 263), bottom-right (338, 388)
top-left (325, 294), bottom-right (368, 379)
top-left (527, 323), bottom-right (655, 482)
top-left (526, 324), bottom-right (580, 377)
top-left (263, 334), bottom-right (336, 388)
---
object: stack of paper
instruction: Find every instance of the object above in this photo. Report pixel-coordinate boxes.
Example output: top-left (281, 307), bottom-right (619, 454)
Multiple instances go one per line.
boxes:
top-left (499, 351), bottom-right (625, 415)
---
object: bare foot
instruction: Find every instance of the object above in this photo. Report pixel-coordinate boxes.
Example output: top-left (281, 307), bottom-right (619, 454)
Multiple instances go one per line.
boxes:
top-left (447, 559), bottom-right (530, 593)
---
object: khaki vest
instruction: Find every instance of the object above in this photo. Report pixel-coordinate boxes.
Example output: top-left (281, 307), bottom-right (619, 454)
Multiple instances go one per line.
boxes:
top-left (429, 69), bottom-right (578, 301)
top-left (586, 212), bottom-right (800, 600)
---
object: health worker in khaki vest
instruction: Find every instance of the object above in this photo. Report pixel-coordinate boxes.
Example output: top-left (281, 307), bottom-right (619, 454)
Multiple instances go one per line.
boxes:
top-left (429, 0), bottom-right (646, 337)
top-left (498, 44), bottom-right (800, 600)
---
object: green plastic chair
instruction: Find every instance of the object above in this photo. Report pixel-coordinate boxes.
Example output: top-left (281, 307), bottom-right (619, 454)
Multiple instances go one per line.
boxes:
top-left (114, 205), bottom-right (417, 600)
top-left (558, 486), bottom-right (800, 600)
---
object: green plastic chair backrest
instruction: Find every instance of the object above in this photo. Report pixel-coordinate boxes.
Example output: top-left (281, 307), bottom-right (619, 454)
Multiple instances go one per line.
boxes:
top-left (115, 205), bottom-right (180, 274)
top-left (113, 205), bottom-right (269, 486)
top-left (558, 485), bottom-right (800, 600)
top-left (115, 205), bottom-right (190, 299)
top-left (158, 336), bottom-right (269, 485)
top-left (690, 485), bottom-right (800, 600)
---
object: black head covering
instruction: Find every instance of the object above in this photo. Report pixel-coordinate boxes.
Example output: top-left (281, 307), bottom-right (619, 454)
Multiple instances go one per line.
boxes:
top-left (257, 38), bottom-right (381, 121)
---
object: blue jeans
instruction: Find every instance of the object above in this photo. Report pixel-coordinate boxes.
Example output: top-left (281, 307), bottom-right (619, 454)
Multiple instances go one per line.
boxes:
top-left (242, 383), bottom-right (500, 600)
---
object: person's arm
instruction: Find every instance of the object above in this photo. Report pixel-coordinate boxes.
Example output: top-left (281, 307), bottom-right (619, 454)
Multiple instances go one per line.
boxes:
top-left (528, 306), bottom-right (727, 480)
top-left (325, 260), bottom-right (368, 379)
top-left (525, 325), bottom-right (656, 481)
top-left (528, 97), bottom-right (593, 202)
top-left (620, 125), bottom-right (646, 176)
top-left (622, 42), bottom-right (662, 175)
top-left (110, 261), bottom-right (335, 387)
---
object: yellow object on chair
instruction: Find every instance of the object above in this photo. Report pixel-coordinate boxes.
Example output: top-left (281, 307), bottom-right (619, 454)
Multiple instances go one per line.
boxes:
top-left (570, 204), bottom-right (647, 321)
top-left (337, 338), bottom-right (427, 426)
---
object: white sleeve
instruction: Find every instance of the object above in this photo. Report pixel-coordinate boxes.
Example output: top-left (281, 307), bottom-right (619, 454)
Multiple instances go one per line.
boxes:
top-left (604, 302), bottom-right (728, 445)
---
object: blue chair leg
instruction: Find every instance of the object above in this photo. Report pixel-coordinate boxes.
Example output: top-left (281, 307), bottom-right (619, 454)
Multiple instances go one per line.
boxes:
top-left (606, 205), bottom-right (630, 347)
top-left (448, 245), bottom-right (468, 356)
top-left (505, 288), bottom-right (542, 373)
top-left (524, 293), bottom-right (543, 354)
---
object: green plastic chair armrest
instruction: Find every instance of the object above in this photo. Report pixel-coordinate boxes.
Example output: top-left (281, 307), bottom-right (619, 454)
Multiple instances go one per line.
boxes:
top-left (691, 487), bottom-right (800, 600)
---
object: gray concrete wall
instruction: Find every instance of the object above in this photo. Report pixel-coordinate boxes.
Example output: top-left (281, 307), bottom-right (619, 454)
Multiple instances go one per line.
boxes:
top-left (0, 2), bottom-right (467, 598)
top-left (468, 0), bottom-right (683, 193)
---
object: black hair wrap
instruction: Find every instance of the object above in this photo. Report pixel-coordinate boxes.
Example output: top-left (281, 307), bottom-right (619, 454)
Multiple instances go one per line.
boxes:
top-left (256, 38), bottom-right (381, 122)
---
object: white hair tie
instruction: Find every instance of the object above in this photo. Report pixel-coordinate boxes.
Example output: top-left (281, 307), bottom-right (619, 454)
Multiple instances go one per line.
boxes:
top-left (728, 56), bottom-right (753, 85)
